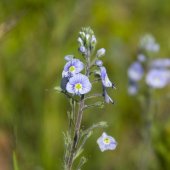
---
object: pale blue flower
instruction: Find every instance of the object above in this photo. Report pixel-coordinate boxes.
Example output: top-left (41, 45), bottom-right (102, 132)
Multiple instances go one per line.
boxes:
top-left (62, 59), bottom-right (84, 78)
top-left (146, 69), bottom-right (170, 88)
top-left (66, 74), bottom-right (92, 95)
top-left (96, 48), bottom-right (106, 58)
top-left (140, 34), bottom-right (160, 52)
top-left (95, 60), bottom-right (103, 67)
top-left (150, 58), bottom-right (170, 69)
top-left (100, 66), bottom-right (114, 88)
top-left (97, 132), bottom-right (117, 152)
top-left (128, 61), bottom-right (144, 81)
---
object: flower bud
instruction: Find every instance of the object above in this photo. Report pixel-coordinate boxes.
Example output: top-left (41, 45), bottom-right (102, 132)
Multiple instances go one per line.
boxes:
top-left (79, 46), bottom-right (86, 54)
top-left (95, 60), bottom-right (103, 67)
top-left (77, 37), bottom-right (83, 46)
top-left (79, 31), bottom-right (85, 39)
top-left (96, 48), bottom-right (106, 57)
top-left (91, 35), bottom-right (97, 44)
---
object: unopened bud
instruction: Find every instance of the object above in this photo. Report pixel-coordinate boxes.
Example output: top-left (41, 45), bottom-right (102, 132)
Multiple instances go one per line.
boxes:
top-left (96, 48), bottom-right (106, 57)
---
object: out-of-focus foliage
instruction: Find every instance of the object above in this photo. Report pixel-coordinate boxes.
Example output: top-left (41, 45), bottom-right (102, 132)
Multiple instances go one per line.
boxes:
top-left (0, 0), bottom-right (170, 170)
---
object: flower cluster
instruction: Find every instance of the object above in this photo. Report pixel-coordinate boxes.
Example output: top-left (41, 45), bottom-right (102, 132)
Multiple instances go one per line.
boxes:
top-left (78, 27), bottom-right (97, 56)
top-left (61, 27), bottom-right (115, 103)
top-left (58, 27), bottom-right (117, 160)
top-left (139, 34), bottom-right (160, 52)
top-left (128, 34), bottom-right (170, 95)
top-left (61, 57), bottom-right (92, 95)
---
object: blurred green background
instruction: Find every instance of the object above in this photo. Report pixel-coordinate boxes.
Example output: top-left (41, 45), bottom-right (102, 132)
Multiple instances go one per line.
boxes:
top-left (0, 0), bottom-right (170, 170)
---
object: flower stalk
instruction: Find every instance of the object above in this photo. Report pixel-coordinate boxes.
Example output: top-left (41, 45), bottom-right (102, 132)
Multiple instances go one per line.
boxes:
top-left (66, 47), bottom-right (91, 170)
top-left (55, 27), bottom-right (117, 170)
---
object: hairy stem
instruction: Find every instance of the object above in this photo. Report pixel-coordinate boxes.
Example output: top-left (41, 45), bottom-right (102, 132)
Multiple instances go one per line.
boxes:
top-left (65, 49), bottom-right (91, 170)
top-left (66, 96), bottom-right (84, 170)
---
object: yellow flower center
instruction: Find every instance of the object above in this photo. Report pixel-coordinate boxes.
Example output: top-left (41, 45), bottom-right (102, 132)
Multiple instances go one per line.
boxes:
top-left (69, 66), bottom-right (75, 72)
top-left (103, 137), bottom-right (110, 144)
top-left (154, 77), bottom-right (160, 83)
top-left (75, 83), bottom-right (82, 90)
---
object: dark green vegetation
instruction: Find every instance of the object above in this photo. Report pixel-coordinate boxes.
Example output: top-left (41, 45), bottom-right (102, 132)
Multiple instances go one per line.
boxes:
top-left (0, 0), bottom-right (170, 169)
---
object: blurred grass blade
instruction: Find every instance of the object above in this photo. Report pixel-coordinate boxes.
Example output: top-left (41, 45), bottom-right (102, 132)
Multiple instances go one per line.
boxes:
top-left (13, 151), bottom-right (20, 170)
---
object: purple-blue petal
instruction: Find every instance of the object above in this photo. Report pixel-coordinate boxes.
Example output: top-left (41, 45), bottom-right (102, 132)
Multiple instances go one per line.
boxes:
top-left (100, 66), bottom-right (113, 88)
top-left (128, 61), bottom-right (144, 81)
top-left (146, 69), bottom-right (170, 88)
top-left (63, 59), bottom-right (84, 77)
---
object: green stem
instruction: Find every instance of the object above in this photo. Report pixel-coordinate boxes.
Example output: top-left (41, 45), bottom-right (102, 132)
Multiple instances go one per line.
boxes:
top-left (139, 89), bottom-right (154, 170)
top-left (65, 49), bottom-right (91, 170)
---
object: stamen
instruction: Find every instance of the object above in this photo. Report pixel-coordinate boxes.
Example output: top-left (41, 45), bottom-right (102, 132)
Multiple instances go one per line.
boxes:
top-left (75, 83), bottom-right (82, 90)
top-left (103, 137), bottom-right (110, 144)
top-left (69, 66), bottom-right (75, 72)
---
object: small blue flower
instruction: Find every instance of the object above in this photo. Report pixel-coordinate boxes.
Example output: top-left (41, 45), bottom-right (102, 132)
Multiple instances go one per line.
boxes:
top-left (128, 61), bottom-right (144, 81)
top-left (100, 66), bottom-right (114, 88)
top-left (62, 59), bottom-right (84, 78)
top-left (150, 58), bottom-right (170, 69)
top-left (140, 34), bottom-right (160, 52)
top-left (95, 60), bottom-right (103, 67)
top-left (146, 69), bottom-right (170, 88)
top-left (66, 74), bottom-right (92, 95)
top-left (97, 132), bottom-right (117, 152)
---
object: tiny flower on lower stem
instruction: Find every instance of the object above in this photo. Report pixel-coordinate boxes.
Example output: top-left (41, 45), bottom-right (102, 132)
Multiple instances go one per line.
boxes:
top-left (128, 61), bottom-right (144, 81)
top-left (62, 59), bottom-right (84, 78)
top-left (145, 69), bottom-right (170, 88)
top-left (66, 73), bottom-right (92, 95)
top-left (100, 66), bottom-right (115, 88)
top-left (97, 132), bottom-right (117, 152)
